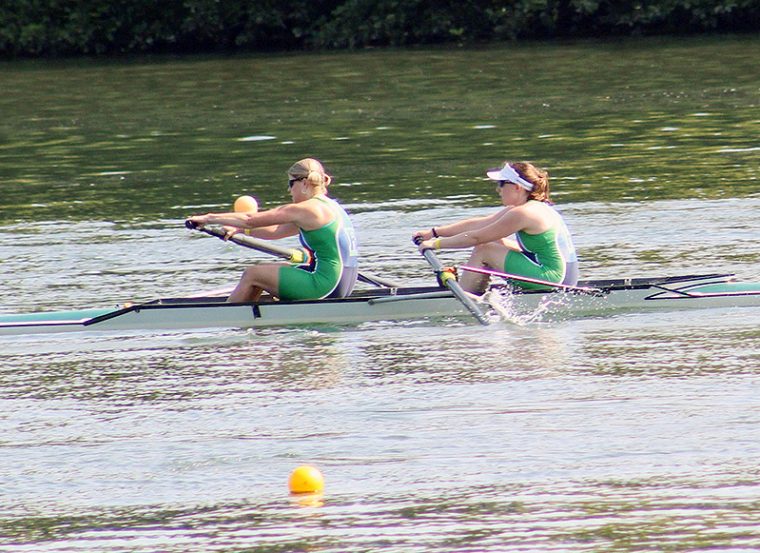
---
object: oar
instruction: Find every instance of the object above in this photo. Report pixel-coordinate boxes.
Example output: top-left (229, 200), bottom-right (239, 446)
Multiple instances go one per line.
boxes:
top-left (460, 265), bottom-right (606, 297)
top-left (413, 238), bottom-right (490, 326)
top-left (185, 220), bottom-right (401, 288)
top-left (186, 220), bottom-right (308, 262)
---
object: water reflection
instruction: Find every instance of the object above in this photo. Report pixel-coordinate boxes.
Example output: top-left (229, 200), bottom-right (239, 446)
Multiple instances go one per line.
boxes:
top-left (2, 307), bottom-right (759, 550)
top-left (2, 36), bottom-right (759, 224)
top-left (8, 470), bottom-right (759, 551)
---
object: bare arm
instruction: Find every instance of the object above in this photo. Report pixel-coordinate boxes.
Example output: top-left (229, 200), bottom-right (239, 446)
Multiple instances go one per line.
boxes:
top-left (413, 208), bottom-right (510, 241)
top-left (188, 205), bottom-right (301, 240)
top-left (188, 200), bottom-right (329, 240)
top-left (244, 223), bottom-right (300, 240)
top-left (437, 209), bottom-right (508, 236)
top-left (419, 207), bottom-right (533, 251)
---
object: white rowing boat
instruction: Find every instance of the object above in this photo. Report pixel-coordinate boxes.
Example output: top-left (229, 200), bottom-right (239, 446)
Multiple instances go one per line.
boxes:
top-left (1, 273), bottom-right (759, 336)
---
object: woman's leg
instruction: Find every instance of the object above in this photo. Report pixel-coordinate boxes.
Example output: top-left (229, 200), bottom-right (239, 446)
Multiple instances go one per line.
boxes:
top-left (227, 263), bottom-right (283, 302)
top-left (459, 241), bottom-right (516, 294)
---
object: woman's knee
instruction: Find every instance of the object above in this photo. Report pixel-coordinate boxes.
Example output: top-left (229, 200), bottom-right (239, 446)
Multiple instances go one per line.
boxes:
top-left (241, 264), bottom-right (278, 288)
top-left (469, 242), bottom-right (506, 268)
top-left (240, 265), bottom-right (262, 284)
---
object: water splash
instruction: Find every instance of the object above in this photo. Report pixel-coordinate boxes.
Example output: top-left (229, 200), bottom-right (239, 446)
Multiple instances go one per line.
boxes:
top-left (483, 287), bottom-right (575, 325)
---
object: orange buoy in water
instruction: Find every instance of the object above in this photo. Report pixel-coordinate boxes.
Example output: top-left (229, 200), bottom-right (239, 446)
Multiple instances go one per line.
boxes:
top-left (233, 195), bottom-right (258, 213)
top-left (288, 465), bottom-right (324, 494)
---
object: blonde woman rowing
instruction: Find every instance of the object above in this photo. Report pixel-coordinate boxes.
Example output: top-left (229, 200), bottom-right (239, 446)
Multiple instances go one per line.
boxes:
top-left (189, 158), bottom-right (359, 302)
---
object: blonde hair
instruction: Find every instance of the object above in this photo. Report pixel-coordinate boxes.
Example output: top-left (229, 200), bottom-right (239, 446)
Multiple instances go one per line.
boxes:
top-left (510, 161), bottom-right (551, 203)
top-left (287, 158), bottom-right (332, 190)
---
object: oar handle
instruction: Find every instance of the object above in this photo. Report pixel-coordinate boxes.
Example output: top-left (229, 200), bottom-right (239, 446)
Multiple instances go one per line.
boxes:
top-left (185, 220), bottom-right (307, 263)
top-left (414, 237), bottom-right (489, 326)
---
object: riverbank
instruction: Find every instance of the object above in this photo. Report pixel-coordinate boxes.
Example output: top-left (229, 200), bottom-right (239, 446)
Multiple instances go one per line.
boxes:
top-left (2, 1), bottom-right (759, 58)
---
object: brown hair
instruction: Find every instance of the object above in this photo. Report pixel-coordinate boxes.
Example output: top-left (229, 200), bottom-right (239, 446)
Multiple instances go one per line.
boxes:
top-left (511, 161), bottom-right (551, 203)
top-left (287, 158), bottom-right (332, 189)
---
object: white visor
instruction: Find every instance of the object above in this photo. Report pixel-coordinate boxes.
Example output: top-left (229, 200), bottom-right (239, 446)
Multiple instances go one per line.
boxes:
top-left (486, 164), bottom-right (534, 192)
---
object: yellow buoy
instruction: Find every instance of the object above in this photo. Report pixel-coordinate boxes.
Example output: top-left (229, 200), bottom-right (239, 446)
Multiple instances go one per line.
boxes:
top-left (288, 465), bottom-right (324, 494)
top-left (233, 195), bottom-right (258, 213)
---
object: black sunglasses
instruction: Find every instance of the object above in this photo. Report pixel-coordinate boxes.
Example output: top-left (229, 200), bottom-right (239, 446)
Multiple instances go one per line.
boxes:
top-left (497, 180), bottom-right (511, 188)
top-left (288, 177), bottom-right (305, 189)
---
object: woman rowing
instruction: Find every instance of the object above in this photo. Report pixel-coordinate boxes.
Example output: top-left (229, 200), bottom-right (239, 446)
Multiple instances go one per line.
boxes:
top-left (188, 158), bottom-right (359, 302)
top-left (414, 161), bottom-right (578, 294)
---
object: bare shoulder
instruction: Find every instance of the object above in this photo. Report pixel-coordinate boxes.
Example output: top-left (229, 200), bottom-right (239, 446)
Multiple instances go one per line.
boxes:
top-left (303, 196), bottom-right (335, 216)
top-left (524, 200), bottom-right (557, 218)
top-left (517, 201), bottom-right (558, 232)
top-left (296, 197), bottom-right (335, 228)
top-left (504, 202), bottom-right (534, 218)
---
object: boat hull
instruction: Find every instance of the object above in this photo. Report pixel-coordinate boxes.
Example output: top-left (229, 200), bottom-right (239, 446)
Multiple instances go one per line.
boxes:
top-left (1, 275), bottom-right (759, 336)
top-left (0, 290), bottom-right (469, 335)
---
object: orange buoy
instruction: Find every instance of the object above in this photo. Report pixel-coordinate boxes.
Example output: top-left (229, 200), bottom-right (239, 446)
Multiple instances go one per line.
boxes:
top-left (288, 465), bottom-right (324, 494)
top-left (233, 195), bottom-right (258, 213)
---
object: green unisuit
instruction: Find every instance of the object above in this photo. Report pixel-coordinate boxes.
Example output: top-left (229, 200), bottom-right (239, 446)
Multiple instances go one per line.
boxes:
top-left (504, 227), bottom-right (566, 290)
top-left (277, 197), bottom-right (358, 300)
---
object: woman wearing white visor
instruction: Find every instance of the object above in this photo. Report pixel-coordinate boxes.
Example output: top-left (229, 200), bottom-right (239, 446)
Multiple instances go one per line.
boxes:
top-left (414, 161), bottom-right (578, 294)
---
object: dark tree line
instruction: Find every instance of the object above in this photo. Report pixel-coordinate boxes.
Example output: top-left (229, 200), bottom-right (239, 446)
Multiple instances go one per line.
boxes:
top-left (2, 0), bottom-right (758, 58)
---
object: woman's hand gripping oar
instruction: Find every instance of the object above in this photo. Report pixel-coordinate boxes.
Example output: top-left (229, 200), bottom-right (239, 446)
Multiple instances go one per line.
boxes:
top-left (188, 194), bottom-right (312, 263)
top-left (413, 237), bottom-right (490, 326)
top-left (185, 219), bottom-right (310, 263)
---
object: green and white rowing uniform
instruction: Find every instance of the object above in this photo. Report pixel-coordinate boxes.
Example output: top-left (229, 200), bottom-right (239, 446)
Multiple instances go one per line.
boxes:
top-left (277, 196), bottom-right (359, 301)
top-left (504, 205), bottom-right (579, 290)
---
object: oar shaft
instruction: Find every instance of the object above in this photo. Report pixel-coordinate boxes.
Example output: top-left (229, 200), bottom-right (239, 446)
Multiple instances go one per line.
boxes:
top-left (185, 220), bottom-right (306, 262)
top-left (356, 272), bottom-right (401, 288)
top-left (229, 235), bottom-right (295, 260)
top-left (416, 241), bottom-right (489, 326)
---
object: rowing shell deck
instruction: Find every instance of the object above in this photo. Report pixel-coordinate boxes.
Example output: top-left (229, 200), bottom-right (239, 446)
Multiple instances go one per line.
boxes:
top-left (1, 274), bottom-right (759, 336)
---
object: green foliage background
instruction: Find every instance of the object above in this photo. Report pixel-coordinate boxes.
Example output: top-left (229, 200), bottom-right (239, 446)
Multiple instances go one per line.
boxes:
top-left (1, 0), bottom-right (759, 57)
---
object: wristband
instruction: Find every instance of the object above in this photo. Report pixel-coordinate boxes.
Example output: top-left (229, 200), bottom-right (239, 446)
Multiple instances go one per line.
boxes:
top-left (431, 227), bottom-right (439, 238)
top-left (434, 238), bottom-right (441, 250)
